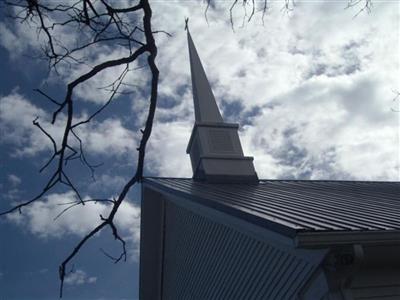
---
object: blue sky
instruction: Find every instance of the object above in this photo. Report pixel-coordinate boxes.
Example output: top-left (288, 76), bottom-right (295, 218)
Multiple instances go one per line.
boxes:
top-left (0, 1), bottom-right (399, 299)
top-left (0, 41), bottom-right (141, 299)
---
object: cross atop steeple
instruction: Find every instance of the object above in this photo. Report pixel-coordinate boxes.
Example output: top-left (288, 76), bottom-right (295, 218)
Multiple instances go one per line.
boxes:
top-left (185, 26), bottom-right (258, 183)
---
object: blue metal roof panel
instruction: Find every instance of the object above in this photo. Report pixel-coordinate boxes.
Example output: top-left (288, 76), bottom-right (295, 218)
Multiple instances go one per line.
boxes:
top-left (143, 178), bottom-right (400, 233)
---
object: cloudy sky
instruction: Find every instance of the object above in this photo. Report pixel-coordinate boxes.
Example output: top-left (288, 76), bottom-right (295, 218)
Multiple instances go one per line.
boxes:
top-left (0, 0), bottom-right (399, 299)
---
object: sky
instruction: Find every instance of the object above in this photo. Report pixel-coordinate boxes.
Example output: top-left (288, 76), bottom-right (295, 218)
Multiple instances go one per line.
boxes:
top-left (0, 0), bottom-right (399, 299)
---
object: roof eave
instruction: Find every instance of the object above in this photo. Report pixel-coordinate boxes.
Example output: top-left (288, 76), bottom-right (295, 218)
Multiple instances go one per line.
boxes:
top-left (143, 178), bottom-right (299, 239)
top-left (296, 230), bottom-right (400, 248)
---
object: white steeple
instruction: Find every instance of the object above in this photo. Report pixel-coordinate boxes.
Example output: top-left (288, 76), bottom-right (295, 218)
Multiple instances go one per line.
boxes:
top-left (187, 31), bottom-right (223, 123)
top-left (186, 26), bottom-right (258, 183)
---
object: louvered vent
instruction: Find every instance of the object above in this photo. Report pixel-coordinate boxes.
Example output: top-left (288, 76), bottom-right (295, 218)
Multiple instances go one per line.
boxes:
top-left (208, 129), bottom-right (234, 153)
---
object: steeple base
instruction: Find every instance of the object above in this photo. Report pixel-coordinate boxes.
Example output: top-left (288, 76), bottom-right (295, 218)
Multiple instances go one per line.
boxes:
top-left (187, 122), bottom-right (259, 183)
top-left (193, 156), bottom-right (259, 183)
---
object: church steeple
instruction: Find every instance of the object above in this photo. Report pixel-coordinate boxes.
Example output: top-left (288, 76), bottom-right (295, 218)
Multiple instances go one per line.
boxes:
top-left (187, 30), bottom-right (223, 122)
top-left (186, 24), bottom-right (258, 183)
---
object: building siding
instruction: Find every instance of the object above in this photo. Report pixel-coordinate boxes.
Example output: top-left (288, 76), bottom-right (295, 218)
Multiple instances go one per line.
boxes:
top-left (162, 201), bottom-right (319, 300)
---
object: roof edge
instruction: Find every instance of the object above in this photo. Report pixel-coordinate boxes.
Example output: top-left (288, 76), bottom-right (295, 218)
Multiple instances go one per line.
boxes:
top-left (143, 177), bottom-right (400, 184)
top-left (142, 178), bottom-right (298, 238)
top-left (296, 230), bottom-right (400, 248)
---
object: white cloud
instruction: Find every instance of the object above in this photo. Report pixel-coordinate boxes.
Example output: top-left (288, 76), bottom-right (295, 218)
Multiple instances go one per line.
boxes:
top-left (6, 191), bottom-right (141, 258)
top-left (0, 91), bottom-right (138, 158)
top-left (88, 174), bottom-right (129, 195)
top-left (3, 174), bottom-right (23, 201)
top-left (239, 69), bottom-right (399, 180)
top-left (144, 1), bottom-right (399, 181)
top-left (114, 196), bottom-right (142, 259)
top-left (0, 91), bottom-right (50, 156)
top-left (58, 48), bottom-right (149, 105)
top-left (8, 174), bottom-right (21, 187)
top-left (146, 121), bottom-right (192, 177)
top-left (0, 23), bottom-right (32, 59)
top-left (76, 118), bottom-right (138, 156)
top-left (64, 269), bottom-right (97, 286)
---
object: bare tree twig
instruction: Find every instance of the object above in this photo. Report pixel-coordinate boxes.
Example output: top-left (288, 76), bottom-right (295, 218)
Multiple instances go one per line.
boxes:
top-left (54, 199), bottom-right (114, 221)
top-left (346, 0), bottom-right (373, 18)
top-left (391, 89), bottom-right (400, 112)
top-left (34, 88), bottom-right (62, 106)
top-left (204, 0), bottom-right (211, 26)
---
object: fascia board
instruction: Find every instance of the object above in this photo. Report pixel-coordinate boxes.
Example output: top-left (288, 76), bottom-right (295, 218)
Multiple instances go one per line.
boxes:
top-left (296, 230), bottom-right (400, 248)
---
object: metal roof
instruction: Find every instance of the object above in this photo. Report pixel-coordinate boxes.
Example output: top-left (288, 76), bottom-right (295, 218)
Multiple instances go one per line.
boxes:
top-left (143, 178), bottom-right (400, 236)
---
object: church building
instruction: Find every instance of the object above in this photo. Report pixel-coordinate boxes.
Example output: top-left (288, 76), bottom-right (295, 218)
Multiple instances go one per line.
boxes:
top-left (139, 28), bottom-right (400, 300)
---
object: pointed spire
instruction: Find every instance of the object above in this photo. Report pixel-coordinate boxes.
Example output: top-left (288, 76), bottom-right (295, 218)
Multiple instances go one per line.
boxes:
top-left (187, 26), bottom-right (223, 123)
top-left (185, 20), bottom-right (258, 183)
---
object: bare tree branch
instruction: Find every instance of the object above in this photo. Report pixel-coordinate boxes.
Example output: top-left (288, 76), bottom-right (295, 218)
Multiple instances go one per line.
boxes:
top-left (347, 0), bottom-right (373, 18)
top-left (1, 0), bottom-right (159, 298)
